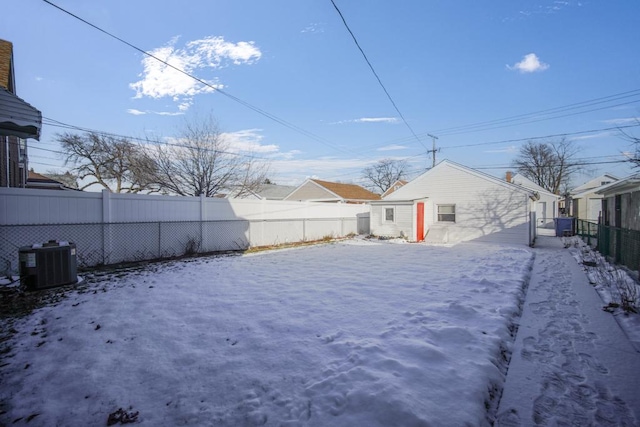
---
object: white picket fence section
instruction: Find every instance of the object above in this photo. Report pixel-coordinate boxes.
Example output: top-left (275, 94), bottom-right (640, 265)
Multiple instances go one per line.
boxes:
top-left (0, 188), bottom-right (370, 271)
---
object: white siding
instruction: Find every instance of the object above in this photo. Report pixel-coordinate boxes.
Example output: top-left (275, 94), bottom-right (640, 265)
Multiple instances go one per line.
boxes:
top-left (572, 174), bottom-right (618, 193)
top-left (510, 173), bottom-right (559, 228)
top-left (573, 192), bottom-right (603, 221)
top-left (370, 203), bottom-right (414, 238)
top-left (535, 194), bottom-right (558, 228)
top-left (587, 198), bottom-right (602, 222)
top-left (383, 162), bottom-right (531, 245)
top-left (284, 181), bottom-right (336, 201)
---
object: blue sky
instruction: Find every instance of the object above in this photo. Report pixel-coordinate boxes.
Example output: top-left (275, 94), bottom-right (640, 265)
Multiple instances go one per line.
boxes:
top-left (5, 0), bottom-right (640, 189)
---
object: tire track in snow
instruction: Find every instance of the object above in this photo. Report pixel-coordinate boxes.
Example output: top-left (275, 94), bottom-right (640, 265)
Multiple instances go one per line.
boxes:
top-left (497, 249), bottom-right (637, 426)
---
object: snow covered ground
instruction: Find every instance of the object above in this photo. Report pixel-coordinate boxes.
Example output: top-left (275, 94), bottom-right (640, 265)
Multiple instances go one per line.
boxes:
top-left (1, 239), bottom-right (534, 426)
top-left (497, 235), bottom-right (640, 426)
top-left (567, 237), bottom-right (640, 350)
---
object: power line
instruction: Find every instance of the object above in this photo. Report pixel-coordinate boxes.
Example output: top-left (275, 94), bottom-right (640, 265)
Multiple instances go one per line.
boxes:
top-left (443, 124), bottom-right (640, 150)
top-left (355, 122), bottom-right (640, 157)
top-left (28, 160), bottom-right (65, 168)
top-left (297, 119), bottom-right (640, 180)
top-left (432, 89), bottom-right (640, 136)
top-left (438, 99), bottom-right (640, 137)
top-left (473, 159), bottom-right (630, 170)
top-left (329, 0), bottom-right (428, 156)
top-left (40, 0), bottom-right (356, 156)
top-left (38, 115), bottom-right (638, 184)
top-left (365, 89), bottom-right (640, 148)
top-left (40, 116), bottom-right (269, 160)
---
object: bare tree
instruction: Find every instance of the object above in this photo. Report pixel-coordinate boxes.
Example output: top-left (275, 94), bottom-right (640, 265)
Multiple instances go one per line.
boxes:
top-left (57, 132), bottom-right (158, 192)
top-left (44, 170), bottom-right (79, 189)
top-left (145, 116), bottom-right (269, 197)
top-left (617, 124), bottom-right (640, 168)
top-left (513, 138), bottom-right (581, 194)
top-left (362, 158), bottom-right (408, 194)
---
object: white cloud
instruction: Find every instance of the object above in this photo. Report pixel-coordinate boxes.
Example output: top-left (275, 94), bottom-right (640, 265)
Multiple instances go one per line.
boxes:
top-left (332, 117), bottom-right (399, 125)
top-left (274, 150), bottom-right (302, 160)
top-left (569, 132), bottom-right (613, 141)
top-left (377, 144), bottom-right (408, 151)
top-left (355, 117), bottom-right (399, 123)
top-left (126, 108), bottom-right (184, 116)
top-left (602, 117), bottom-right (639, 125)
top-left (162, 129), bottom-right (278, 155)
top-left (270, 156), bottom-right (371, 180)
top-left (484, 145), bottom-right (518, 154)
top-left (507, 53), bottom-right (550, 73)
top-left (130, 36), bottom-right (261, 110)
top-left (155, 111), bottom-right (185, 116)
top-left (510, 0), bottom-right (581, 20)
top-left (301, 23), bottom-right (325, 34)
top-left (221, 129), bottom-right (279, 153)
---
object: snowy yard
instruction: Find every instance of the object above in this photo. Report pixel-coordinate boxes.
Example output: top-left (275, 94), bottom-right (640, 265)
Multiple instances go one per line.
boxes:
top-left (0, 239), bottom-right (535, 426)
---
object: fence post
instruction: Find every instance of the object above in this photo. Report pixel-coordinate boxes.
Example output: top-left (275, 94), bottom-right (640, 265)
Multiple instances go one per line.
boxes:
top-left (200, 194), bottom-right (206, 253)
top-left (102, 190), bottom-right (111, 265)
top-left (158, 222), bottom-right (162, 258)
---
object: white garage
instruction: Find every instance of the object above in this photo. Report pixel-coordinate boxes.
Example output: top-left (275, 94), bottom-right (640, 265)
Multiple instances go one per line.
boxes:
top-left (370, 160), bottom-right (538, 246)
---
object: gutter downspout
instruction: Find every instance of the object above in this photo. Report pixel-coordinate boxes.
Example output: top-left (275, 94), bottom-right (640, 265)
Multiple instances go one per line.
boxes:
top-left (5, 137), bottom-right (9, 187)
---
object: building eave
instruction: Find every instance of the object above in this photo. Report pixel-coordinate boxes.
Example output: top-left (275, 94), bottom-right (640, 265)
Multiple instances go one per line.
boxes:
top-left (0, 87), bottom-right (42, 140)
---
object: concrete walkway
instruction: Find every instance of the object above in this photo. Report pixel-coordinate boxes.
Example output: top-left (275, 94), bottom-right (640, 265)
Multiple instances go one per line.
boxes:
top-left (496, 235), bottom-right (640, 426)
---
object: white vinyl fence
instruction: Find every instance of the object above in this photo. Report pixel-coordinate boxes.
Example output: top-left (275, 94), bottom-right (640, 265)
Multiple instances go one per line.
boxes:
top-left (0, 188), bottom-right (370, 272)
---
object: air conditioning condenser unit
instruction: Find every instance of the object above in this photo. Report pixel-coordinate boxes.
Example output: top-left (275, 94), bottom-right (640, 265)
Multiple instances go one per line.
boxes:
top-left (19, 240), bottom-right (78, 291)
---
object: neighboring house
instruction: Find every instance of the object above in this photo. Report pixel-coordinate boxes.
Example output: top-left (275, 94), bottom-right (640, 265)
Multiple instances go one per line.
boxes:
top-left (26, 170), bottom-right (78, 191)
top-left (510, 173), bottom-right (560, 228)
top-left (597, 174), bottom-right (640, 231)
top-left (284, 179), bottom-right (381, 203)
top-left (224, 183), bottom-right (296, 200)
top-left (370, 160), bottom-right (538, 246)
top-left (381, 180), bottom-right (408, 198)
top-left (253, 183), bottom-right (296, 200)
top-left (570, 174), bottom-right (619, 222)
top-left (0, 39), bottom-right (42, 188)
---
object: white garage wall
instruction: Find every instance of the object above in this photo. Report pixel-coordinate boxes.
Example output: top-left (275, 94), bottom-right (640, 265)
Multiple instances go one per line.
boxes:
top-left (380, 161), bottom-right (532, 245)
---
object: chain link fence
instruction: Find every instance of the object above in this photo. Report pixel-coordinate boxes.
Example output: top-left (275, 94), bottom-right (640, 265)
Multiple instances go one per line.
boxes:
top-left (575, 219), bottom-right (598, 247)
top-left (597, 224), bottom-right (640, 275)
top-left (1, 217), bottom-right (358, 274)
top-left (575, 219), bottom-right (640, 275)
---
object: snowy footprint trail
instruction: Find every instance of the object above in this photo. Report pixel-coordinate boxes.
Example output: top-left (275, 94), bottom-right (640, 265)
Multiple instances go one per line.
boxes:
top-left (497, 236), bottom-right (640, 426)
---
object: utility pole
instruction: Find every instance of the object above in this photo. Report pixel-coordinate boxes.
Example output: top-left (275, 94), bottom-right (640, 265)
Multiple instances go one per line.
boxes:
top-left (426, 134), bottom-right (439, 168)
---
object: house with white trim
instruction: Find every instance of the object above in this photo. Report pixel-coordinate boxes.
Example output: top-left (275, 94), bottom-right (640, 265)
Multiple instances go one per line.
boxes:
top-left (370, 160), bottom-right (538, 246)
top-left (284, 179), bottom-right (381, 203)
top-left (510, 173), bottom-right (560, 228)
top-left (597, 174), bottom-right (640, 230)
top-left (570, 174), bottom-right (618, 222)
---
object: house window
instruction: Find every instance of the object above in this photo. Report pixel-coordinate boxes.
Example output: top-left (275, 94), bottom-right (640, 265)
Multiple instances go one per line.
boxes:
top-left (384, 207), bottom-right (395, 222)
top-left (437, 204), bottom-right (455, 222)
